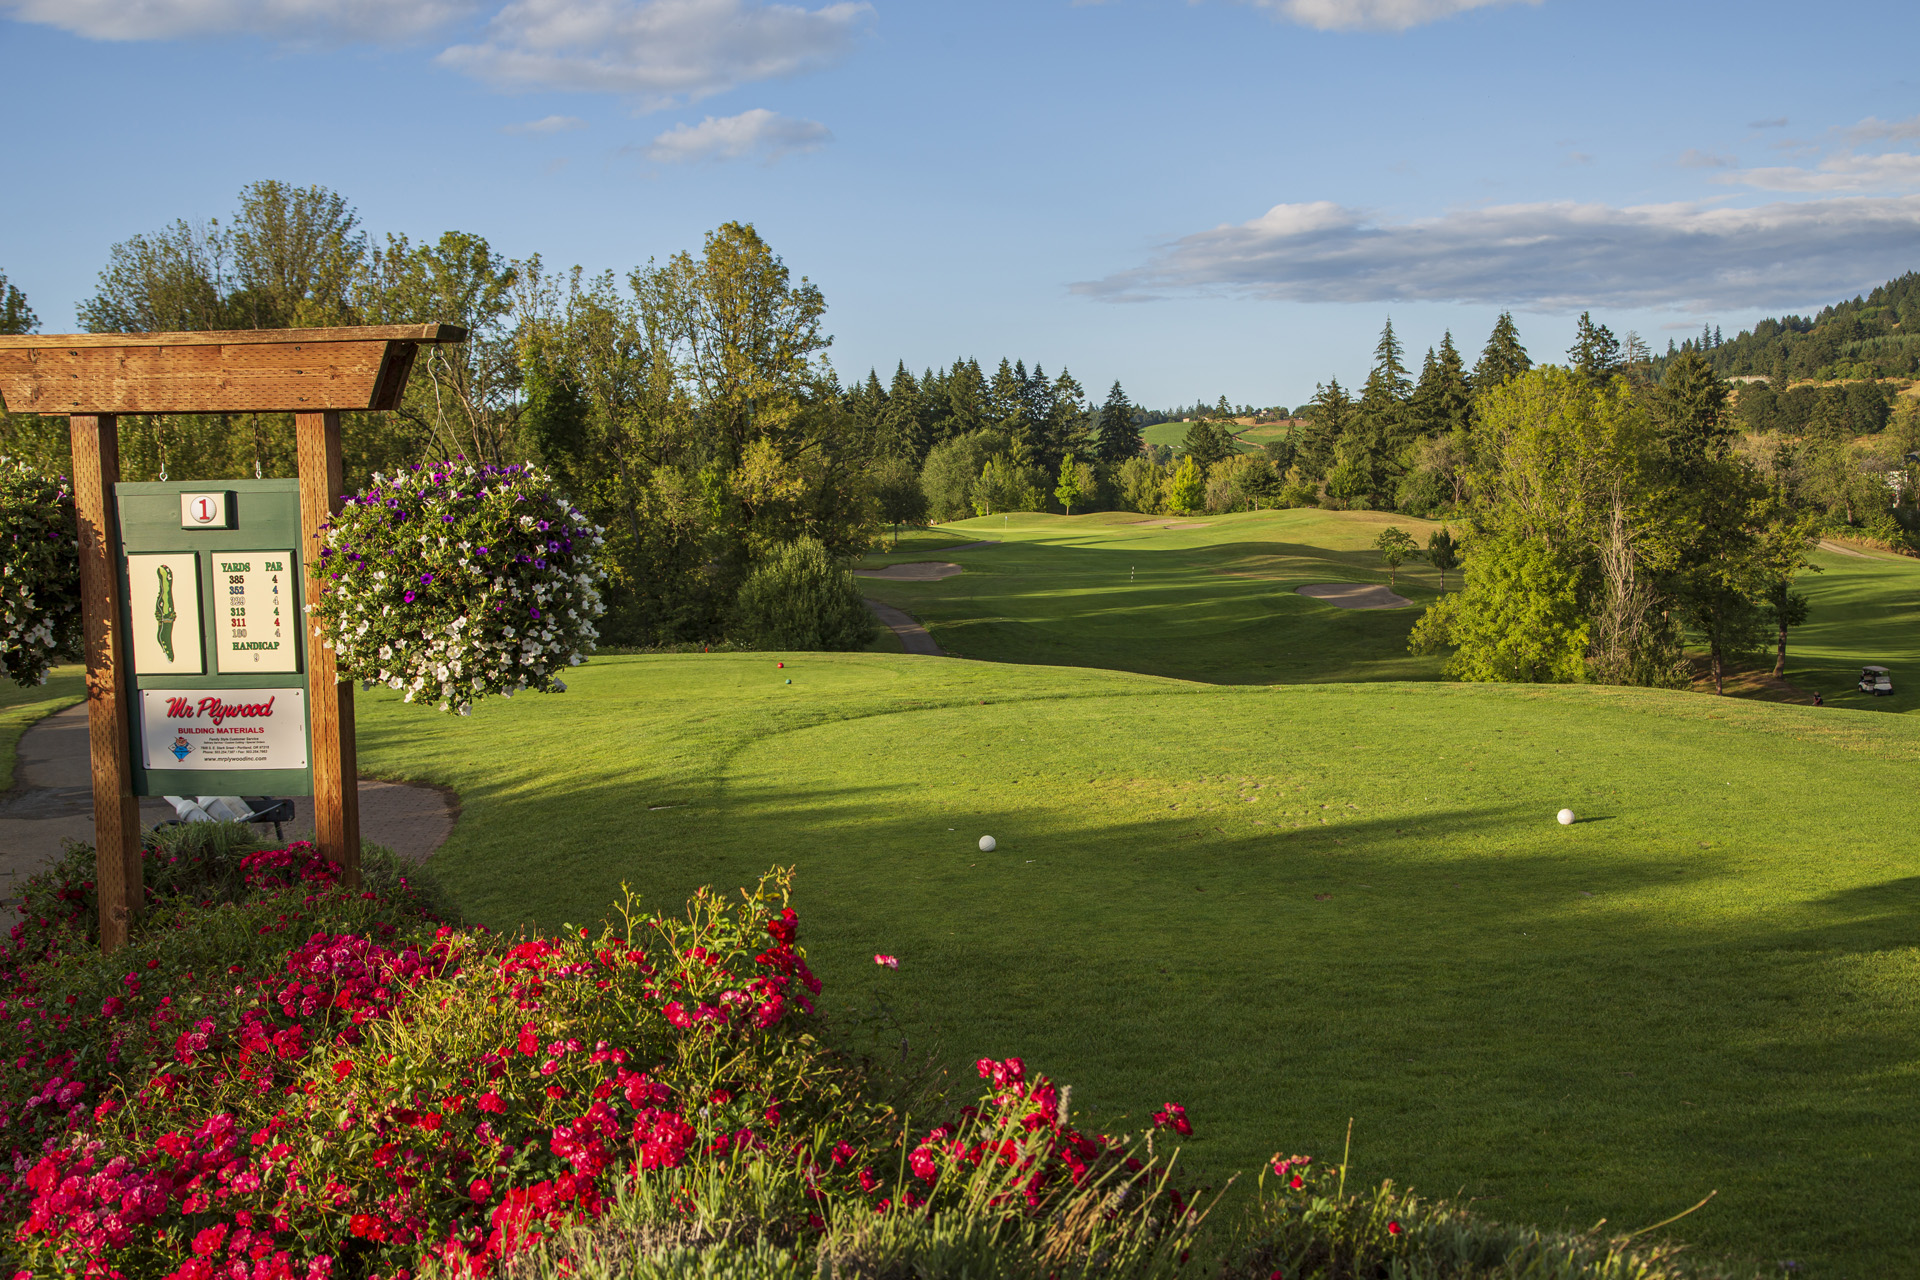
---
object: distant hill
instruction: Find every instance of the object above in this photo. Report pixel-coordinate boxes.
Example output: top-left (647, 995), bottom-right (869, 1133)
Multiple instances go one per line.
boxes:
top-left (1671, 272), bottom-right (1920, 383)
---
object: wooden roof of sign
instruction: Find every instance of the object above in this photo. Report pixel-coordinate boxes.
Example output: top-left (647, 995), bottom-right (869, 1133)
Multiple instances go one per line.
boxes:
top-left (0, 324), bottom-right (468, 416)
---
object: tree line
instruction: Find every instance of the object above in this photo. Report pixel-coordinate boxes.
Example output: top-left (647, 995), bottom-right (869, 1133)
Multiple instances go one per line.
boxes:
top-left (2, 181), bottom-right (1913, 668)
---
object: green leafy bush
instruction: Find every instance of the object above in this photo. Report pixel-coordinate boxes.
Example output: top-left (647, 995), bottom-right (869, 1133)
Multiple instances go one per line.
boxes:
top-left (0, 456), bottom-right (82, 688)
top-left (732, 539), bottom-right (878, 651)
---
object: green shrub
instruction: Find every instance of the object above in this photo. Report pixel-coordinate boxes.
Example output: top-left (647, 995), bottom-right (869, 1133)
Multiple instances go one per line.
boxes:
top-left (732, 539), bottom-right (878, 651)
top-left (0, 456), bottom-right (82, 688)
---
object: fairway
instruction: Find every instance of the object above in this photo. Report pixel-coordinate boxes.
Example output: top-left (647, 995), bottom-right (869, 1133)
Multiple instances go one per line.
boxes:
top-left (357, 653), bottom-right (1920, 1277)
top-left (857, 509), bottom-right (1449, 684)
top-left (1786, 543), bottom-right (1920, 712)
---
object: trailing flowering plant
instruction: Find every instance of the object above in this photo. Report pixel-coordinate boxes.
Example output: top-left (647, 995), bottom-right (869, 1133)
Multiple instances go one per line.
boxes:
top-left (0, 456), bottom-right (82, 687)
top-left (308, 461), bottom-right (606, 715)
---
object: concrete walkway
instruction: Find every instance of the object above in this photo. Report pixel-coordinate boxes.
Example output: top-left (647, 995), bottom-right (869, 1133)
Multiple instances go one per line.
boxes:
top-left (864, 599), bottom-right (944, 656)
top-left (2, 703), bottom-right (457, 914)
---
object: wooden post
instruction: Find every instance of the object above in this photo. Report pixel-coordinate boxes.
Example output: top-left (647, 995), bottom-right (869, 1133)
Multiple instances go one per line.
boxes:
top-left (296, 410), bottom-right (360, 887)
top-left (68, 414), bottom-right (144, 951)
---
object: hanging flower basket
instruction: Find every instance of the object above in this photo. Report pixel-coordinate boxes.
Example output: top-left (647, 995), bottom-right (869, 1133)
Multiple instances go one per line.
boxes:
top-left (309, 461), bottom-right (606, 714)
top-left (0, 457), bottom-right (82, 688)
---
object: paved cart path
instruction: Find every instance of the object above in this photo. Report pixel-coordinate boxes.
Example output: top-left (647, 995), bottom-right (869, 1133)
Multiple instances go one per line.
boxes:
top-left (864, 599), bottom-right (944, 656)
top-left (1, 703), bottom-right (457, 925)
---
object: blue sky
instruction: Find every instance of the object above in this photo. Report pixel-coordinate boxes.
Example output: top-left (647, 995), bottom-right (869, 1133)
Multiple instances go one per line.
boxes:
top-left (3, 0), bottom-right (1917, 408)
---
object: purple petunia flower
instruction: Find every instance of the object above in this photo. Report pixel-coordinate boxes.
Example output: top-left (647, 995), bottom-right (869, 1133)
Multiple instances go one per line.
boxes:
top-left (534, 559), bottom-right (546, 569)
top-left (420, 573), bottom-right (434, 585)
top-left (404, 590), bottom-right (416, 603)
top-left (530, 608), bottom-right (540, 618)
top-left (476, 546), bottom-right (489, 556)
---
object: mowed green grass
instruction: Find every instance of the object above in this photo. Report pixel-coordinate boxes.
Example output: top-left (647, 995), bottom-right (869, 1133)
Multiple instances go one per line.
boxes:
top-left (358, 654), bottom-right (1920, 1276)
top-left (0, 664), bottom-right (83, 790)
top-left (1141, 421), bottom-right (1272, 454)
top-left (858, 509), bottom-right (1449, 684)
top-left (1784, 544), bottom-right (1920, 713)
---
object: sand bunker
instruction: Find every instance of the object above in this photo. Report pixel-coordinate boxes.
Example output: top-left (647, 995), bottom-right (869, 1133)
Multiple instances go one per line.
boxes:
top-left (1296, 583), bottom-right (1414, 609)
top-left (853, 561), bottom-right (963, 582)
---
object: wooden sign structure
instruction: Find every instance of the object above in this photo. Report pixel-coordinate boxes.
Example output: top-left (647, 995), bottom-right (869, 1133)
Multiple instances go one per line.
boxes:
top-left (0, 324), bottom-right (466, 951)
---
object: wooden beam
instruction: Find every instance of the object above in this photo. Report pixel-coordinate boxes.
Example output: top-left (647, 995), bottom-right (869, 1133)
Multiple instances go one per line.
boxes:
top-left (0, 324), bottom-right (467, 350)
top-left (296, 410), bottom-right (360, 888)
top-left (0, 325), bottom-right (469, 416)
top-left (0, 340), bottom-right (392, 416)
top-left (68, 414), bottom-right (143, 952)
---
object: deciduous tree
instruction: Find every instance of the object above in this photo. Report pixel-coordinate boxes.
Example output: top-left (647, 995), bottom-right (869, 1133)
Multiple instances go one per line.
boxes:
top-left (1165, 455), bottom-right (1205, 514)
top-left (1373, 526), bottom-right (1419, 588)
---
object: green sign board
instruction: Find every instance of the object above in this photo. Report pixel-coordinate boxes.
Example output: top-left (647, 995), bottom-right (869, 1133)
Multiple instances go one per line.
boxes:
top-left (114, 480), bottom-right (313, 797)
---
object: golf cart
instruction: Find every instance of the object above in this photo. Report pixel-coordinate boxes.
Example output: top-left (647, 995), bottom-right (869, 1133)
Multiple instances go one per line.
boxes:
top-left (1858, 665), bottom-right (1894, 697)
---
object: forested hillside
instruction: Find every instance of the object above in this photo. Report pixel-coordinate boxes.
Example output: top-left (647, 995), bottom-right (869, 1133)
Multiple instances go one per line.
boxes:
top-left (1667, 272), bottom-right (1920, 382)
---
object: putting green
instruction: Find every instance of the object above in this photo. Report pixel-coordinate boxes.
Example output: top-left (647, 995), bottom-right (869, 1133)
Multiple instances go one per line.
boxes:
top-left (359, 653), bottom-right (1920, 1275)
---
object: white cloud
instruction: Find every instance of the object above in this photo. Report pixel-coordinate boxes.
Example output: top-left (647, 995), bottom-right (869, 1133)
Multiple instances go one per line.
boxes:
top-left (1073, 195), bottom-right (1920, 312)
top-left (503, 114), bottom-right (587, 135)
top-left (1845, 115), bottom-right (1920, 144)
top-left (1241, 0), bottom-right (1541, 32)
top-left (1720, 115), bottom-right (1920, 193)
top-left (0, 0), bottom-right (472, 42)
top-left (643, 108), bottom-right (829, 162)
top-left (439, 0), bottom-right (871, 104)
top-left (1725, 152), bottom-right (1920, 193)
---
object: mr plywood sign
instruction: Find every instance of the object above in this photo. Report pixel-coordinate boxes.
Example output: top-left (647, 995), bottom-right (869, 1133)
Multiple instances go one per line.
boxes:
top-left (115, 479), bottom-right (314, 796)
top-left (138, 689), bottom-right (309, 770)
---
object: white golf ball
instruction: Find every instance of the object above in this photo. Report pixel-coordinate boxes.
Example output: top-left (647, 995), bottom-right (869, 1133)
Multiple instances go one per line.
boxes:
top-left (1557, 809), bottom-right (1576, 826)
top-left (979, 835), bottom-right (997, 852)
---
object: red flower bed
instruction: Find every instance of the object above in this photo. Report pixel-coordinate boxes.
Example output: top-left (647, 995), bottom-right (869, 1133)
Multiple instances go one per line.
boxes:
top-left (4, 856), bottom-right (1196, 1279)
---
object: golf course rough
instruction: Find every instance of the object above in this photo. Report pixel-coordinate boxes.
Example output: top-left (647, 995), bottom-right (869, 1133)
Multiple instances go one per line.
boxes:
top-left (356, 650), bottom-right (1920, 1275)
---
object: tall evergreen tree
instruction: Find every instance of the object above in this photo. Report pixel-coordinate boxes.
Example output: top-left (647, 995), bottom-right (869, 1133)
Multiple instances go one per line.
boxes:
top-left (1472, 312), bottom-right (1531, 390)
top-left (1297, 378), bottom-right (1351, 480)
top-left (1431, 331), bottom-right (1474, 434)
top-left (1356, 318), bottom-right (1414, 458)
top-left (0, 270), bottom-right (37, 335)
top-left (1095, 380), bottom-right (1142, 464)
top-left (1410, 346), bottom-right (1443, 434)
top-left (989, 358), bottom-right (1026, 436)
top-left (940, 357), bottom-right (989, 439)
top-left (878, 361), bottom-right (924, 459)
top-left (1045, 368), bottom-right (1091, 468)
top-left (1569, 311), bottom-right (1623, 385)
top-left (1654, 350), bottom-right (1733, 471)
